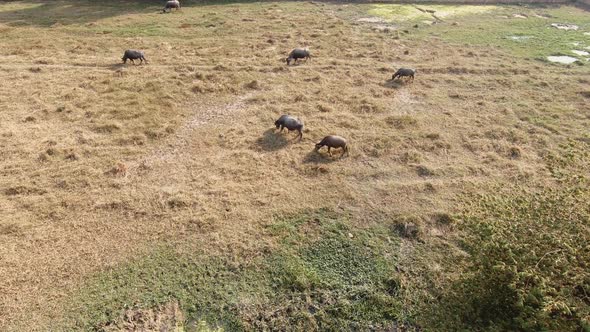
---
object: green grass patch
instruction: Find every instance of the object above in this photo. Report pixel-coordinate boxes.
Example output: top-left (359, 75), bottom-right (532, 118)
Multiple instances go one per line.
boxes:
top-left (60, 209), bottom-right (403, 331)
top-left (368, 5), bottom-right (590, 60)
top-left (424, 6), bottom-right (589, 59)
top-left (442, 185), bottom-right (590, 331)
top-left (0, 1), bottom-right (156, 27)
top-left (65, 250), bottom-right (249, 330)
top-left (267, 210), bottom-right (402, 330)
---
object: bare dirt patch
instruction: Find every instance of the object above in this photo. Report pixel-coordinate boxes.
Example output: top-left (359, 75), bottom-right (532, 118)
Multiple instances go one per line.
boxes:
top-left (102, 301), bottom-right (185, 332)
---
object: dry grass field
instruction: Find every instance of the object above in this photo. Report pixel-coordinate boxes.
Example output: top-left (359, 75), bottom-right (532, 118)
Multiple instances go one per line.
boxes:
top-left (0, 1), bottom-right (589, 331)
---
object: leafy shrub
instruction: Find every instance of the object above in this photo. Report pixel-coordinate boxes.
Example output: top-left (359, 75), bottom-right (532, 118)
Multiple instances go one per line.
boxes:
top-left (447, 183), bottom-right (590, 331)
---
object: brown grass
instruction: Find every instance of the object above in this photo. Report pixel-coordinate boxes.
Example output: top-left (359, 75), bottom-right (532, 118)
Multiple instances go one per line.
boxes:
top-left (0, 1), bottom-right (589, 330)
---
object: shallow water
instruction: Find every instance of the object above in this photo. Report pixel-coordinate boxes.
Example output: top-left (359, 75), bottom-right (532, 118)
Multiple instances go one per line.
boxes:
top-left (572, 50), bottom-right (590, 56)
top-left (508, 35), bottom-right (532, 41)
top-left (547, 55), bottom-right (578, 64)
top-left (357, 17), bottom-right (388, 24)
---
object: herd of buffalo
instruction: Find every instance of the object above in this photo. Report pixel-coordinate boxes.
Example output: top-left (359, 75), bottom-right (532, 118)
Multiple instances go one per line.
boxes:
top-left (121, 0), bottom-right (417, 158)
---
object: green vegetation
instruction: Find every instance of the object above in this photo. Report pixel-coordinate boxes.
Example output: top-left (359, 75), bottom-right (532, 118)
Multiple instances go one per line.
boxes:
top-left (64, 209), bottom-right (403, 330)
top-left (369, 4), bottom-right (590, 60)
top-left (267, 210), bottom-right (402, 330)
top-left (426, 141), bottom-right (590, 331)
top-left (67, 250), bottom-right (247, 330)
top-left (461, 186), bottom-right (589, 331)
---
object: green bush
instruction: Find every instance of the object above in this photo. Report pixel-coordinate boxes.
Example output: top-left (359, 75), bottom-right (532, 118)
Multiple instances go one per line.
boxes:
top-left (448, 183), bottom-right (590, 331)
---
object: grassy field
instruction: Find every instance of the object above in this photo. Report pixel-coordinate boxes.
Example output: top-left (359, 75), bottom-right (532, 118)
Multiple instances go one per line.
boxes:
top-left (0, 1), bottom-right (589, 331)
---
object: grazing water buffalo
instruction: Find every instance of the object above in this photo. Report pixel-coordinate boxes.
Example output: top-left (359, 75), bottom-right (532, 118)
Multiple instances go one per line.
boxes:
top-left (122, 50), bottom-right (147, 65)
top-left (275, 115), bottom-right (304, 140)
top-left (286, 48), bottom-right (311, 65)
top-left (392, 68), bottom-right (415, 81)
top-left (315, 135), bottom-right (349, 157)
top-left (163, 0), bottom-right (180, 12)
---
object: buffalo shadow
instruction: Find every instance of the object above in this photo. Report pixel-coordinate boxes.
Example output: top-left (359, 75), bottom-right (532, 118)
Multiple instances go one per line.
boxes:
top-left (255, 128), bottom-right (290, 152)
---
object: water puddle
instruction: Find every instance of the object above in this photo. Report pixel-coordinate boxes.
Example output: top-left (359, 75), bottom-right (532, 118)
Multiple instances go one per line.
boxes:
top-left (357, 17), bottom-right (388, 24)
top-left (547, 55), bottom-right (578, 64)
top-left (508, 35), bottom-right (532, 41)
top-left (572, 50), bottom-right (590, 56)
top-left (551, 23), bottom-right (579, 31)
